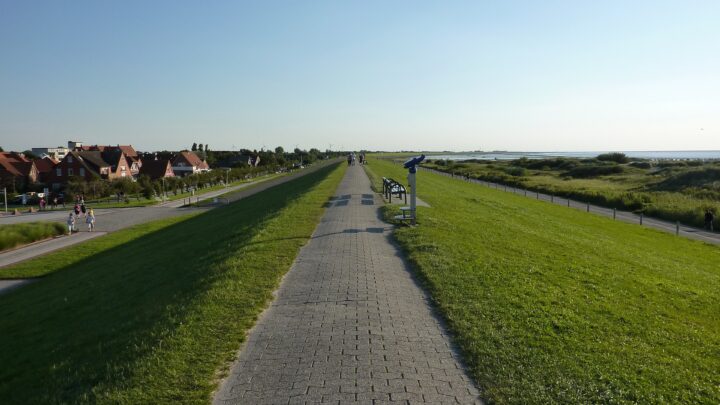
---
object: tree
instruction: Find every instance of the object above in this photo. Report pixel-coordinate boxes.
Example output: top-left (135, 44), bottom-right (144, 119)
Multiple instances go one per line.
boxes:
top-left (198, 143), bottom-right (203, 152)
top-left (22, 150), bottom-right (38, 159)
top-left (0, 146), bottom-right (4, 152)
top-left (191, 143), bottom-right (198, 151)
top-left (204, 144), bottom-right (209, 152)
top-left (275, 146), bottom-right (284, 155)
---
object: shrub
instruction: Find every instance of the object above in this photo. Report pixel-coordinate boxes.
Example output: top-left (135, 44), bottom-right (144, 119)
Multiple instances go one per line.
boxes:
top-left (597, 152), bottom-right (629, 164)
top-left (0, 222), bottom-right (66, 252)
top-left (564, 165), bottom-right (624, 178)
top-left (629, 161), bottom-right (652, 169)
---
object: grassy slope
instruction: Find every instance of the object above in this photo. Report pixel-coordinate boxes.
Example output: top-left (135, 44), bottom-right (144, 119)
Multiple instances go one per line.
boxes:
top-left (0, 222), bottom-right (66, 252)
top-left (424, 160), bottom-right (720, 228)
top-left (0, 163), bottom-right (345, 404)
top-left (367, 158), bottom-right (720, 404)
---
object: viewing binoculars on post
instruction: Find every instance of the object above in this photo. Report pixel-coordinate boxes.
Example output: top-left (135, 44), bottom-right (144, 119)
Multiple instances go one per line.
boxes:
top-left (403, 155), bottom-right (425, 172)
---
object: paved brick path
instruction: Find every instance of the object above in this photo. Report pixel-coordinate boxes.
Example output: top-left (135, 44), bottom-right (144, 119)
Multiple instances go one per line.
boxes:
top-left (215, 165), bottom-right (482, 404)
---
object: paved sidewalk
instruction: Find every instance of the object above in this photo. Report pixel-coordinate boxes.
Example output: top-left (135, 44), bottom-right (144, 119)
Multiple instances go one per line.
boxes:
top-left (215, 165), bottom-right (481, 404)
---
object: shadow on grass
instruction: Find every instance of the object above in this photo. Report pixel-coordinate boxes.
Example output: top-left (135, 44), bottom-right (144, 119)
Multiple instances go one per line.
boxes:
top-left (0, 164), bottom-right (339, 404)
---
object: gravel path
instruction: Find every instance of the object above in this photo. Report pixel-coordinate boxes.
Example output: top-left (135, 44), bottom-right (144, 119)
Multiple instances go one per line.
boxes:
top-left (214, 165), bottom-right (481, 404)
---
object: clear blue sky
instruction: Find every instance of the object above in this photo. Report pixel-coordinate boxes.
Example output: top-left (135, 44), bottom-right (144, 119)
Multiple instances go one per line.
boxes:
top-left (1, 1), bottom-right (718, 152)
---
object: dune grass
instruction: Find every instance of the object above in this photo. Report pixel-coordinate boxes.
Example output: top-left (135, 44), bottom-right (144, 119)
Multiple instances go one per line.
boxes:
top-left (0, 222), bottom-right (66, 252)
top-left (366, 157), bottom-right (720, 404)
top-left (0, 162), bottom-right (345, 404)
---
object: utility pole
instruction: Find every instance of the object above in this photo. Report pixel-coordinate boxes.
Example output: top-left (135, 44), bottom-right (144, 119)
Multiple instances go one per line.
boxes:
top-left (3, 187), bottom-right (6, 213)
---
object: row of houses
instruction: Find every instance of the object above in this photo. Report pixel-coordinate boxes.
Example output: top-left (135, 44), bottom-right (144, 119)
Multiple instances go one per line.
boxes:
top-left (0, 142), bottom-right (211, 191)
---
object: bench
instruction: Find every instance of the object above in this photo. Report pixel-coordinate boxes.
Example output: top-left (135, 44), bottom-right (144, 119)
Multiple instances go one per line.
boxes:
top-left (382, 177), bottom-right (407, 203)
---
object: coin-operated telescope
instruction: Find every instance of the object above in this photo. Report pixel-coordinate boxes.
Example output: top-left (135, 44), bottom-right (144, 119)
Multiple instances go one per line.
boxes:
top-left (403, 154), bottom-right (425, 173)
top-left (403, 155), bottom-right (425, 224)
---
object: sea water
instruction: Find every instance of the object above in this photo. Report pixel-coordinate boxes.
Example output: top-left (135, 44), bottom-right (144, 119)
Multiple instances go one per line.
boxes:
top-left (429, 151), bottom-right (720, 161)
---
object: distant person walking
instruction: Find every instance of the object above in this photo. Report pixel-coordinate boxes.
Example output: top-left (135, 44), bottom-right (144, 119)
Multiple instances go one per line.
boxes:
top-left (86, 208), bottom-right (96, 232)
top-left (80, 202), bottom-right (87, 217)
top-left (347, 154), bottom-right (352, 166)
top-left (74, 203), bottom-right (81, 218)
top-left (66, 213), bottom-right (75, 235)
top-left (705, 210), bottom-right (715, 232)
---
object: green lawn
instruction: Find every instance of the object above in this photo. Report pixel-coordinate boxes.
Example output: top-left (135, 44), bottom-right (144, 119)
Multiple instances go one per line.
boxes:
top-left (0, 222), bottom-right (66, 252)
top-left (423, 158), bottom-right (720, 228)
top-left (366, 158), bottom-right (720, 404)
top-left (0, 162), bottom-right (345, 404)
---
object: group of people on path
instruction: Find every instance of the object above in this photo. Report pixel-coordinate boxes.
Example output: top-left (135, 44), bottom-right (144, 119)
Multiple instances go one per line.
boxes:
top-left (66, 195), bottom-right (96, 235)
top-left (347, 152), bottom-right (366, 166)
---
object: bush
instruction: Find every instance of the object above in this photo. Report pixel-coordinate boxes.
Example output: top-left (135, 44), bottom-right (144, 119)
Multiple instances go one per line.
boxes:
top-left (0, 222), bottom-right (66, 252)
top-left (629, 161), bottom-right (652, 169)
top-left (564, 165), bottom-right (624, 178)
top-left (597, 152), bottom-right (629, 164)
top-left (504, 166), bottom-right (527, 177)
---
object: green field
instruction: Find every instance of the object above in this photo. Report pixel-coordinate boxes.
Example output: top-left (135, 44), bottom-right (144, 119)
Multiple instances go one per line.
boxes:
top-left (0, 222), bottom-right (66, 252)
top-left (423, 156), bottom-right (720, 229)
top-left (0, 163), bottom-right (345, 404)
top-left (366, 157), bottom-right (720, 404)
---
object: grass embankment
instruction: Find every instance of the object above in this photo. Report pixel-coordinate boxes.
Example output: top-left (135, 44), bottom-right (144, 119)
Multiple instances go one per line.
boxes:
top-left (367, 158), bottom-right (720, 404)
top-left (0, 222), bottom-right (66, 252)
top-left (0, 162), bottom-right (345, 404)
top-left (423, 158), bottom-right (720, 229)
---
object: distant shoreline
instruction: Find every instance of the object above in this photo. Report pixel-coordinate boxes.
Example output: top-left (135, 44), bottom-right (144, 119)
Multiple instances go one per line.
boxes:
top-left (427, 150), bottom-right (720, 161)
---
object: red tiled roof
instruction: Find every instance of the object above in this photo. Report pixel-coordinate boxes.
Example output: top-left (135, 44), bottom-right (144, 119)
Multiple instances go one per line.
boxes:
top-left (33, 157), bottom-right (58, 173)
top-left (173, 151), bottom-right (209, 170)
top-left (78, 145), bottom-right (138, 157)
top-left (0, 152), bottom-right (32, 176)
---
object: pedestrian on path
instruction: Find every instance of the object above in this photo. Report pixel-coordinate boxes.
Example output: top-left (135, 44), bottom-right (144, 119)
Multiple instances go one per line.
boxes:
top-left (705, 210), bottom-right (715, 232)
top-left (66, 213), bottom-right (75, 235)
top-left (80, 202), bottom-right (87, 217)
top-left (86, 208), bottom-right (95, 232)
top-left (74, 203), bottom-right (81, 217)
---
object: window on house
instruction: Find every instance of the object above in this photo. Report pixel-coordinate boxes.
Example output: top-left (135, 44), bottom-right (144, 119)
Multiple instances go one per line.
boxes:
top-left (121, 166), bottom-right (126, 171)
top-left (68, 156), bottom-right (73, 163)
top-left (68, 168), bottom-right (74, 176)
top-left (79, 168), bottom-right (85, 177)
top-left (56, 168), bottom-right (62, 176)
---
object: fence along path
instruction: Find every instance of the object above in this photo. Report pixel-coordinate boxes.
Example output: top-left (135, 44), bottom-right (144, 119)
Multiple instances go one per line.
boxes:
top-left (420, 166), bottom-right (720, 246)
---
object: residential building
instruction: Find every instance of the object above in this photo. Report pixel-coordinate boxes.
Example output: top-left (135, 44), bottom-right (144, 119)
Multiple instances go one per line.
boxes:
top-left (33, 156), bottom-right (59, 183)
top-left (47, 151), bottom-right (110, 189)
top-left (0, 152), bottom-right (38, 190)
top-left (139, 159), bottom-right (175, 179)
top-left (171, 151), bottom-right (210, 176)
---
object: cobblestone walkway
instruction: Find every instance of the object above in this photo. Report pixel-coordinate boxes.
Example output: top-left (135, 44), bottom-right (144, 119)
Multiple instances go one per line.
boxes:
top-left (214, 165), bottom-right (482, 404)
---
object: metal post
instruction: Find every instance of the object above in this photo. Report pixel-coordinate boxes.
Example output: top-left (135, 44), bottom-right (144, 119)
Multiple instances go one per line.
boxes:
top-left (524, 190), bottom-right (527, 197)
top-left (586, 203), bottom-right (590, 212)
top-left (676, 221), bottom-right (680, 236)
top-left (551, 195), bottom-right (554, 203)
top-left (408, 170), bottom-right (417, 225)
top-left (536, 192), bottom-right (539, 199)
top-left (3, 187), bottom-right (6, 213)
top-left (567, 199), bottom-right (570, 207)
top-left (613, 208), bottom-right (616, 220)
top-left (640, 213), bottom-right (643, 225)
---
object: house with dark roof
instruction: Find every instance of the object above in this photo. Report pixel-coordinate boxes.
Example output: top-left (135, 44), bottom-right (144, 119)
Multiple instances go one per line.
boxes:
top-left (171, 151), bottom-right (210, 176)
top-left (76, 144), bottom-right (141, 176)
top-left (139, 159), bottom-right (175, 179)
top-left (0, 152), bottom-right (38, 190)
top-left (47, 151), bottom-right (109, 189)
